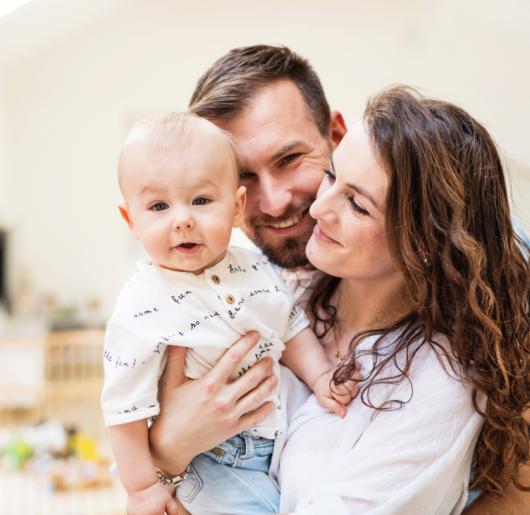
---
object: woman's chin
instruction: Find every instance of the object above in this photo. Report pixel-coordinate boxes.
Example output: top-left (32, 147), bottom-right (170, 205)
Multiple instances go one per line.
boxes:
top-left (306, 236), bottom-right (339, 276)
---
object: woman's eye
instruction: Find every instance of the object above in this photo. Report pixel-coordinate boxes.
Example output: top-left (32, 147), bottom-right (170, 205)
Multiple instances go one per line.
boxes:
top-left (192, 197), bottom-right (210, 206)
top-left (324, 169), bottom-right (336, 182)
top-left (150, 202), bottom-right (168, 212)
top-left (349, 198), bottom-right (369, 216)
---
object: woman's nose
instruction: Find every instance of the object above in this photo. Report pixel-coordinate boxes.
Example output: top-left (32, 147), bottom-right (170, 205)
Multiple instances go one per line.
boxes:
top-left (309, 181), bottom-right (336, 222)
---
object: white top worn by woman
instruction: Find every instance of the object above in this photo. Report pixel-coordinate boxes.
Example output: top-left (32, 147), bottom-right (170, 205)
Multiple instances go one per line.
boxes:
top-left (271, 333), bottom-right (484, 515)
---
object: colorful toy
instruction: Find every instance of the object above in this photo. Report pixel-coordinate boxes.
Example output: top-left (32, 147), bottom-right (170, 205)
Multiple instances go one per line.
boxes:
top-left (3, 437), bottom-right (34, 469)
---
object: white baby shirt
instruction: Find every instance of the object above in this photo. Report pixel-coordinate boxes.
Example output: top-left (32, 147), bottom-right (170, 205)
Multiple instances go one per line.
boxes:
top-left (101, 246), bottom-right (309, 439)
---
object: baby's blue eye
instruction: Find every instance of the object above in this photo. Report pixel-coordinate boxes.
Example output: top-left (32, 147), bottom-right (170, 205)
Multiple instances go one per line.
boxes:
top-left (192, 197), bottom-right (210, 206)
top-left (151, 202), bottom-right (168, 211)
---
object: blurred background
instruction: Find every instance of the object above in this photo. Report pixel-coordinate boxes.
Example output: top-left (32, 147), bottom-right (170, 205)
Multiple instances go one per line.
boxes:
top-left (0, 0), bottom-right (529, 513)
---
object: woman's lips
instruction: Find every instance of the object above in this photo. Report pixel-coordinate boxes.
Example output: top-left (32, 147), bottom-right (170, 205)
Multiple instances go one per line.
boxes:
top-left (313, 223), bottom-right (340, 245)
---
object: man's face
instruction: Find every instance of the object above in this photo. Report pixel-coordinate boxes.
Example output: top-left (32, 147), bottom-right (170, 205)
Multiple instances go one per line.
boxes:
top-left (216, 80), bottom-right (332, 268)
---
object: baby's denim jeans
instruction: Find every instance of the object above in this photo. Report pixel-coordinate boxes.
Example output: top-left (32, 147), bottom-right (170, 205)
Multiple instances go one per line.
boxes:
top-left (176, 431), bottom-right (280, 515)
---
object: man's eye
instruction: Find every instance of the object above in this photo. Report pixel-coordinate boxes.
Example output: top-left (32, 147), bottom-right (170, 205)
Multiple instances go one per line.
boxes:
top-left (192, 197), bottom-right (210, 206)
top-left (239, 171), bottom-right (256, 181)
top-left (150, 202), bottom-right (169, 211)
top-left (279, 153), bottom-right (301, 167)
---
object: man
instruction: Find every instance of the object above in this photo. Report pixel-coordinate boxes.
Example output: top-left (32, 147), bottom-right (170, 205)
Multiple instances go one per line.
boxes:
top-left (150, 44), bottom-right (530, 514)
top-left (189, 45), bottom-right (346, 270)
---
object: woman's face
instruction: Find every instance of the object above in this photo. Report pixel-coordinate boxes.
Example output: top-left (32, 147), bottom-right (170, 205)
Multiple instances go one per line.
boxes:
top-left (306, 121), bottom-right (400, 282)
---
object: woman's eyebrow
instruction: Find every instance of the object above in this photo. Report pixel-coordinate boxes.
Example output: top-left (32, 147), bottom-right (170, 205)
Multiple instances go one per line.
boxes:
top-left (345, 182), bottom-right (381, 211)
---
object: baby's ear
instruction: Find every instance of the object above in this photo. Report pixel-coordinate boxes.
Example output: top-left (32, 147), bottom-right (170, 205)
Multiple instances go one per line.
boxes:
top-left (117, 201), bottom-right (138, 238)
top-left (233, 186), bottom-right (247, 228)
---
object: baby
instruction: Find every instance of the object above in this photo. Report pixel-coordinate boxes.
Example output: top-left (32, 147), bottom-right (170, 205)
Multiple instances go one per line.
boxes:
top-left (101, 113), bottom-right (354, 515)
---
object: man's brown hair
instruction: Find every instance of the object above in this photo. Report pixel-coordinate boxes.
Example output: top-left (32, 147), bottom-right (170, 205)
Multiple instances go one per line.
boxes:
top-left (189, 45), bottom-right (331, 137)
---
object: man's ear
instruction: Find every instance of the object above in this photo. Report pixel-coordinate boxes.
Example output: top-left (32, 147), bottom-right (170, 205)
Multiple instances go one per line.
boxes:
top-left (118, 201), bottom-right (138, 239)
top-left (233, 186), bottom-right (247, 228)
top-left (330, 111), bottom-right (347, 149)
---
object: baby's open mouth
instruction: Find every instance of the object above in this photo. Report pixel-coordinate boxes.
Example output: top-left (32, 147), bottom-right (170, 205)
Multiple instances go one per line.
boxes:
top-left (174, 242), bottom-right (202, 254)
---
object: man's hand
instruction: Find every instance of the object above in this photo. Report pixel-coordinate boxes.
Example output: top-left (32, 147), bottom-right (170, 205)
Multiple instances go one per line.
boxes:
top-left (149, 331), bottom-right (277, 475)
top-left (126, 480), bottom-right (186, 515)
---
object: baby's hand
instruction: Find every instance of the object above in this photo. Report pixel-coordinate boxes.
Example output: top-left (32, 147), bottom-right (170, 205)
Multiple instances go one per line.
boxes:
top-left (312, 368), bottom-right (361, 418)
top-left (127, 480), bottom-right (183, 515)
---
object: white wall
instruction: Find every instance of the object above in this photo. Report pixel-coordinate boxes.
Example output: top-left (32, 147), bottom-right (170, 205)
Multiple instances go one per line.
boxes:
top-left (2, 0), bottom-right (530, 317)
top-left (0, 76), bottom-right (9, 222)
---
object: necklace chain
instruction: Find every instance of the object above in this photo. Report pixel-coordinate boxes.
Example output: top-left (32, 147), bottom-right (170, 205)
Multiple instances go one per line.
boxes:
top-left (331, 323), bottom-right (347, 362)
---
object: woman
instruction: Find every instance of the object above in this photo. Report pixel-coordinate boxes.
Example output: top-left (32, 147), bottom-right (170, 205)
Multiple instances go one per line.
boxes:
top-left (150, 87), bottom-right (530, 514)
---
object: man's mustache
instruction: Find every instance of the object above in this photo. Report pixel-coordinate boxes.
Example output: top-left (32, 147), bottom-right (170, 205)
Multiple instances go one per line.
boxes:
top-left (249, 200), bottom-right (314, 227)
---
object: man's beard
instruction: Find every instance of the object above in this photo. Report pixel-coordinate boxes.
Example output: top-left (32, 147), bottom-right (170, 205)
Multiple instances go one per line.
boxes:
top-left (244, 202), bottom-right (316, 269)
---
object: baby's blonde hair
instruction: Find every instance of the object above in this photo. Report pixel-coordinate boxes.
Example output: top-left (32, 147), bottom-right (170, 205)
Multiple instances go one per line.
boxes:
top-left (118, 111), bottom-right (238, 193)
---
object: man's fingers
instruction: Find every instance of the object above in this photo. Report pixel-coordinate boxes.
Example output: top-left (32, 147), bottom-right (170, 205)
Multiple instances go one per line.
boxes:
top-left (165, 497), bottom-right (189, 515)
top-left (230, 356), bottom-right (274, 402)
top-left (206, 331), bottom-right (260, 385)
top-left (236, 372), bottom-right (278, 415)
top-left (160, 346), bottom-right (187, 391)
top-left (165, 498), bottom-right (179, 515)
top-left (236, 400), bottom-right (276, 433)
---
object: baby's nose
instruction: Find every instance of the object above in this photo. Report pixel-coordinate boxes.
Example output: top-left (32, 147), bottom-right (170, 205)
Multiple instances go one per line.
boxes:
top-left (172, 211), bottom-right (194, 230)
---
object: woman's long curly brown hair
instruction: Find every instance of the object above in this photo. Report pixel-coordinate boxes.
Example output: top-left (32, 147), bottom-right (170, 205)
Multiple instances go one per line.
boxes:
top-left (310, 86), bottom-right (530, 495)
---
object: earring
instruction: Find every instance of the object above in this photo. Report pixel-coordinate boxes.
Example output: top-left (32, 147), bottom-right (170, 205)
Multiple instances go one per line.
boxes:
top-left (418, 246), bottom-right (429, 267)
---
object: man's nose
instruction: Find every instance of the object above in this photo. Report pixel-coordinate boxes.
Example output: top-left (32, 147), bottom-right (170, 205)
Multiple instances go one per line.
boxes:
top-left (258, 174), bottom-right (293, 218)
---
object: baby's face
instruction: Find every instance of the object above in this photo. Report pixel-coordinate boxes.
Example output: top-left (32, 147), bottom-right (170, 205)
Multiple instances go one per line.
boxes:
top-left (120, 136), bottom-right (244, 272)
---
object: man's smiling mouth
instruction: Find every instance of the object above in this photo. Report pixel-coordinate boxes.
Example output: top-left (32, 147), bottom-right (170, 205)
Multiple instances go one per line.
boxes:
top-left (265, 207), bottom-right (310, 230)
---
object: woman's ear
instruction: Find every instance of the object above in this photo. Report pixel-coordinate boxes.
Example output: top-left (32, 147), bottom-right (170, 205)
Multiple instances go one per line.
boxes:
top-left (330, 111), bottom-right (347, 149)
top-left (118, 201), bottom-right (139, 239)
top-left (233, 186), bottom-right (247, 228)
